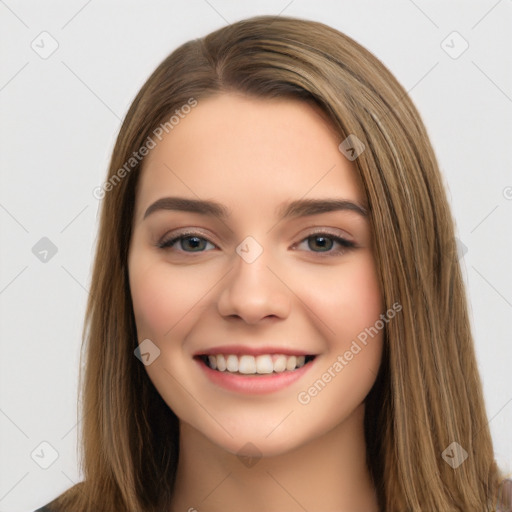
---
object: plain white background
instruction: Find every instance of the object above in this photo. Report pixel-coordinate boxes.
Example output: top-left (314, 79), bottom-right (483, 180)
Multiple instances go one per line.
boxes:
top-left (0, 1), bottom-right (511, 510)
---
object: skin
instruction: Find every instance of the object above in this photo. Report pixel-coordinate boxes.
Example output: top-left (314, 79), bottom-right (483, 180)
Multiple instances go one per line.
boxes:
top-left (128, 93), bottom-right (383, 512)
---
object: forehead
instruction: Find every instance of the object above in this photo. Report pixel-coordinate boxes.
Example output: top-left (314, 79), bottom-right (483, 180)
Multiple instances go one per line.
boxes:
top-left (134, 93), bottom-right (365, 219)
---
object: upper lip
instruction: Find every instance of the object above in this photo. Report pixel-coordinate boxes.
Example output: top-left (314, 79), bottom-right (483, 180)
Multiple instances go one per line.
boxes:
top-left (194, 344), bottom-right (316, 357)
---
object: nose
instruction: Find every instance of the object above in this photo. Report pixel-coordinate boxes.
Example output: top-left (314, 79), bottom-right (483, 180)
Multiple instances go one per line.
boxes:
top-left (216, 245), bottom-right (291, 324)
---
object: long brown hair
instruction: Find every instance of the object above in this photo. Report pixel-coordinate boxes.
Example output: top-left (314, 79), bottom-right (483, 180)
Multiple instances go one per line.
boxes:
top-left (48, 14), bottom-right (508, 512)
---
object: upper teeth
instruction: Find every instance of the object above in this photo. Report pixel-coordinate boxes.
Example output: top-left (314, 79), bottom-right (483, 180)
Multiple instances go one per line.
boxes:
top-left (206, 354), bottom-right (307, 374)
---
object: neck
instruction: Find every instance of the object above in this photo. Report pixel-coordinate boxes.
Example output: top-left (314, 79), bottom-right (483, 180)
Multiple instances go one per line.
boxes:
top-left (169, 403), bottom-right (379, 512)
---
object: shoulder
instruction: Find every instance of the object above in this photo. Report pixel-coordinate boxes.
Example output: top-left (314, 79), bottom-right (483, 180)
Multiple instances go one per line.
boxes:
top-left (33, 480), bottom-right (85, 511)
top-left (497, 477), bottom-right (512, 511)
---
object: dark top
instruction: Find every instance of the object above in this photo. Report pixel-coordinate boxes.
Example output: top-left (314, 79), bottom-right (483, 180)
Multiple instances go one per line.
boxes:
top-left (33, 479), bottom-right (512, 512)
top-left (34, 503), bottom-right (59, 512)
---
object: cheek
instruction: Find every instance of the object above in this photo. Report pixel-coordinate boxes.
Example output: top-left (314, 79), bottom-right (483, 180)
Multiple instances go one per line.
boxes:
top-left (344, 257), bottom-right (383, 331)
top-left (295, 253), bottom-right (383, 345)
top-left (129, 255), bottom-right (203, 338)
top-left (294, 257), bottom-right (384, 421)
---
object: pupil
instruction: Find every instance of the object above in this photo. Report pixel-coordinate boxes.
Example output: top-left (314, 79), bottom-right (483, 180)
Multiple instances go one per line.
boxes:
top-left (310, 235), bottom-right (332, 251)
top-left (184, 237), bottom-right (204, 251)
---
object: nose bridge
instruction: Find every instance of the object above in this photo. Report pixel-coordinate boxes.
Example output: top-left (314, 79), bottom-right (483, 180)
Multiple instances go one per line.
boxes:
top-left (217, 235), bottom-right (291, 322)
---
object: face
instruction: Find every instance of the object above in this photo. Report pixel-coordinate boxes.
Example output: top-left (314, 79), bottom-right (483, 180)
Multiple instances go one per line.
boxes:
top-left (128, 92), bottom-right (384, 458)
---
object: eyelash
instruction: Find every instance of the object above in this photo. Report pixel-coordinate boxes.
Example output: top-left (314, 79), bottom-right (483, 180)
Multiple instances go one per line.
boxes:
top-left (156, 229), bottom-right (357, 256)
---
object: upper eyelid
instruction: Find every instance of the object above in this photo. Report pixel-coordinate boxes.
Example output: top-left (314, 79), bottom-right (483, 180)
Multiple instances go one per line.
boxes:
top-left (158, 228), bottom-right (355, 250)
top-left (159, 226), bottom-right (352, 241)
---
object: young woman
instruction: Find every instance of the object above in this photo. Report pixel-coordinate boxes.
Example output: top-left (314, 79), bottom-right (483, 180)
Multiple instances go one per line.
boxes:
top-left (36, 14), bottom-right (511, 512)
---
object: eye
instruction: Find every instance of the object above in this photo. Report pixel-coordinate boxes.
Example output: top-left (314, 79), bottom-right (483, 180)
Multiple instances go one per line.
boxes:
top-left (294, 231), bottom-right (356, 256)
top-left (157, 231), bottom-right (217, 252)
top-left (157, 229), bottom-right (356, 256)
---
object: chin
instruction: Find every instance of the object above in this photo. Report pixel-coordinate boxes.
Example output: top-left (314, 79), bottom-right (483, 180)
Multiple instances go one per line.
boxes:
top-left (211, 430), bottom-right (307, 459)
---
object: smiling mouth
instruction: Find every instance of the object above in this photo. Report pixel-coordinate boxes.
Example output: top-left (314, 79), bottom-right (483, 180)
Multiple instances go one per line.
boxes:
top-left (197, 353), bottom-right (316, 375)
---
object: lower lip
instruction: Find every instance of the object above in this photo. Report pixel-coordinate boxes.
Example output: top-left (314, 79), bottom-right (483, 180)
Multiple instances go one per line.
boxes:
top-left (195, 357), bottom-right (316, 394)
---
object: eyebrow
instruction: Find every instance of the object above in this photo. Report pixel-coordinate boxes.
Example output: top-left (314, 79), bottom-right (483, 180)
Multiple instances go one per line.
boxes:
top-left (143, 196), bottom-right (368, 221)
